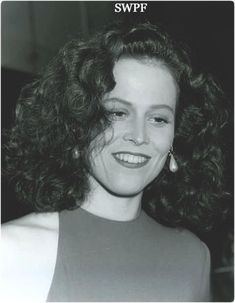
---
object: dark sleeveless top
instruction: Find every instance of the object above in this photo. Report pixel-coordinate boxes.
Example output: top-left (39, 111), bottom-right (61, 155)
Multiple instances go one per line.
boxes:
top-left (47, 208), bottom-right (210, 302)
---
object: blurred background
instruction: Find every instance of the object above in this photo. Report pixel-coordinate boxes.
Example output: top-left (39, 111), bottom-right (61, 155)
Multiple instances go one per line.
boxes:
top-left (2, 1), bottom-right (233, 301)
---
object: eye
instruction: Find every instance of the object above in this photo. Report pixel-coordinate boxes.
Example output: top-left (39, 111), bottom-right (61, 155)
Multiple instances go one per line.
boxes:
top-left (108, 110), bottom-right (128, 121)
top-left (148, 116), bottom-right (169, 126)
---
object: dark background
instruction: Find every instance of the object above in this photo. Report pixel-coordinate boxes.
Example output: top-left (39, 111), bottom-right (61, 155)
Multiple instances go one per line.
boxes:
top-left (2, 1), bottom-right (234, 301)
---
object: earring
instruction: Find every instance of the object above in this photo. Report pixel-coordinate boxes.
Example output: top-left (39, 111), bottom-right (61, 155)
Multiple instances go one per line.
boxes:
top-left (169, 147), bottom-right (178, 172)
top-left (72, 147), bottom-right (80, 159)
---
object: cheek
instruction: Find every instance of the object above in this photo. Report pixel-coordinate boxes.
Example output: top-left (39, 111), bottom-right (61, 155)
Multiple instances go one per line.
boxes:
top-left (89, 127), bottom-right (114, 158)
top-left (150, 127), bottom-right (174, 152)
top-left (99, 125), bottom-right (120, 146)
top-left (89, 128), bottom-right (116, 170)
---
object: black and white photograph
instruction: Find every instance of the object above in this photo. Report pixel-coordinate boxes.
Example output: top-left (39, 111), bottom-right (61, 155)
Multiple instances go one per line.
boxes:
top-left (1, 1), bottom-right (234, 302)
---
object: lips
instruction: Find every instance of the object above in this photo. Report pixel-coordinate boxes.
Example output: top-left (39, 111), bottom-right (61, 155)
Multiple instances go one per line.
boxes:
top-left (112, 152), bottom-right (151, 169)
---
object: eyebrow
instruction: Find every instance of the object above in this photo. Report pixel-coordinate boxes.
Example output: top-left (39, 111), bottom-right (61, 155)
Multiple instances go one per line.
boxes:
top-left (103, 97), bottom-right (175, 114)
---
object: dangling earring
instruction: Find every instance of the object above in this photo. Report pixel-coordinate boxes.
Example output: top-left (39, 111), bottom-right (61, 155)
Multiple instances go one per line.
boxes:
top-left (72, 147), bottom-right (80, 159)
top-left (169, 147), bottom-right (178, 172)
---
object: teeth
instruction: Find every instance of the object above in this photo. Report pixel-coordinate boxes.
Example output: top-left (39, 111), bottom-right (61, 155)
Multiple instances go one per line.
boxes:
top-left (115, 153), bottom-right (148, 164)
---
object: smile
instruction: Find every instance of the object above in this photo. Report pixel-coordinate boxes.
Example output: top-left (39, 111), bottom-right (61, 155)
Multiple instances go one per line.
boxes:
top-left (112, 152), bottom-right (151, 169)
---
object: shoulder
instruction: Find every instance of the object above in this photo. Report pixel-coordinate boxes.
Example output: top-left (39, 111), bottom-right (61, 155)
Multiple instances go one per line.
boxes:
top-left (159, 225), bottom-right (211, 300)
top-left (153, 220), bottom-right (211, 300)
top-left (173, 227), bottom-right (209, 255)
top-left (145, 213), bottom-right (209, 259)
top-left (2, 211), bottom-right (59, 236)
top-left (2, 212), bottom-right (59, 255)
top-left (160, 223), bottom-right (210, 265)
top-left (176, 228), bottom-right (211, 300)
top-left (142, 213), bottom-right (211, 300)
top-left (2, 212), bottom-right (59, 301)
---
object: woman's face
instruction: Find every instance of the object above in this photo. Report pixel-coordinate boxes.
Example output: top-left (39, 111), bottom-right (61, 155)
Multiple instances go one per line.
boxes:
top-left (89, 57), bottom-right (178, 196)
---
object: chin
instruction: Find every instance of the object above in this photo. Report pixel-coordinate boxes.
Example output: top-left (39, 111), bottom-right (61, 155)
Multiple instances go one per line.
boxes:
top-left (103, 180), bottom-right (146, 197)
top-left (107, 187), bottom-right (143, 197)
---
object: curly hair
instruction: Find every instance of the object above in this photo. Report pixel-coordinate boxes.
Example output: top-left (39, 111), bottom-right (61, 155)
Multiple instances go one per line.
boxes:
top-left (3, 21), bottom-right (229, 232)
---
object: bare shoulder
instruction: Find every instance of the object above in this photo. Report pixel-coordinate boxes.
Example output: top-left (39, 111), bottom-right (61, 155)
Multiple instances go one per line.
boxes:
top-left (2, 212), bottom-right (59, 301)
top-left (2, 212), bottom-right (59, 256)
top-left (2, 211), bottom-right (59, 231)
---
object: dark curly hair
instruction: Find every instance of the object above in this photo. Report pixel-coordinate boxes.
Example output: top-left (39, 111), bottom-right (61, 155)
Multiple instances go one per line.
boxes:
top-left (3, 21), bottom-right (229, 233)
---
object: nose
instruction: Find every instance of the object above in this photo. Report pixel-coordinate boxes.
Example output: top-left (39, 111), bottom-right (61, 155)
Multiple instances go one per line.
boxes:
top-left (123, 118), bottom-right (149, 145)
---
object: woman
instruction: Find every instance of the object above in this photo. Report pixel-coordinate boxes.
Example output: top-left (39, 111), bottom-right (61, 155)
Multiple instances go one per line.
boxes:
top-left (2, 21), bottom-right (228, 301)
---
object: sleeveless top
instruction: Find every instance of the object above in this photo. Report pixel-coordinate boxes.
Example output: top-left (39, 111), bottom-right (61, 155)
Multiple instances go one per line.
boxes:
top-left (47, 208), bottom-right (211, 301)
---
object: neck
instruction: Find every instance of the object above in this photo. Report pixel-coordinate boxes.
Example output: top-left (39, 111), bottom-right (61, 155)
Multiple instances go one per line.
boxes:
top-left (81, 176), bottom-right (142, 222)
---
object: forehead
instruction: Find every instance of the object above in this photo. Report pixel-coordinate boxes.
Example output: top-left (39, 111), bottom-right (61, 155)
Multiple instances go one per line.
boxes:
top-left (106, 57), bottom-right (178, 110)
